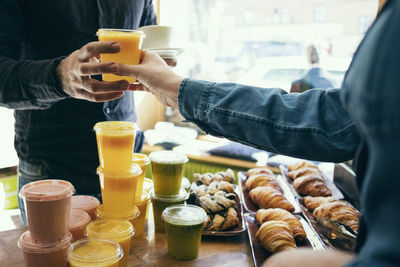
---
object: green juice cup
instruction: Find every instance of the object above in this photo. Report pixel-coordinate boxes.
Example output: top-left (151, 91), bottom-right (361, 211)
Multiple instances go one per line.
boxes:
top-left (161, 204), bottom-right (207, 261)
top-left (149, 150), bottom-right (188, 195)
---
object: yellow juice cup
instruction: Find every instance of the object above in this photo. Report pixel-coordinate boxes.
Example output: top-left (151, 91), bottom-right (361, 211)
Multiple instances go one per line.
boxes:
top-left (86, 219), bottom-right (134, 267)
top-left (97, 163), bottom-right (142, 213)
top-left (133, 190), bottom-right (151, 238)
top-left (149, 150), bottom-right (188, 195)
top-left (68, 238), bottom-right (123, 267)
top-left (162, 204), bottom-right (207, 261)
top-left (94, 121), bottom-right (137, 172)
top-left (133, 153), bottom-right (150, 201)
top-left (97, 28), bottom-right (145, 83)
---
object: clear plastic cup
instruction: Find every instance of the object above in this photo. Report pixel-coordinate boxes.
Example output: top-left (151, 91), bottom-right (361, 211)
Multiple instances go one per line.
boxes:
top-left (19, 179), bottom-right (75, 244)
top-left (93, 121), bottom-right (137, 172)
top-left (71, 195), bottom-right (100, 220)
top-left (162, 204), bottom-right (207, 261)
top-left (151, 190), bottom-right (188, 233)
top-left (132, 153), bottom-right (150, 201)
top-left (86, 218), bottom-right (134, 267)
top-left (68, 238), bottom-right (123, 267)
top-left (97, 163), bottom-right (142, 213)
top-left (97, 29), bottom-right (145, 83)
top-left (18, 231), bottom-right (72, 267)
top-left (149, 150), bottom-right (188, 195)
top-left (133, 190), bottom-right (151, 238)
top-left (69, 209), bottom-right (91, 242)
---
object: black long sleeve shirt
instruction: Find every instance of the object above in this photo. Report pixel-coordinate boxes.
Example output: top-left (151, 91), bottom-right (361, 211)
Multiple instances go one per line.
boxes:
top-left (0, 0), bottom-right (156, 194)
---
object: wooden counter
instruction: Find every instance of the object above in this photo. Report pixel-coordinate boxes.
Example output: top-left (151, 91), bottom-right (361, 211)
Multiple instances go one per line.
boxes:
top-left (0, 204), bottom-right (254, 267)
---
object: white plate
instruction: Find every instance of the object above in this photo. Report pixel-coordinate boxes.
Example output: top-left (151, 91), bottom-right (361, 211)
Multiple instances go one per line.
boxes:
top-left (147, 47), bottom-right (185, 58)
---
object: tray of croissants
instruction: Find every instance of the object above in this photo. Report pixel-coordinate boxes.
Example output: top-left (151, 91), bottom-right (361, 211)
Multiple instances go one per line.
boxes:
top-left (240, 162), bottom-right (361, 266)
top-left (187, 169), bottom-right (246, 236)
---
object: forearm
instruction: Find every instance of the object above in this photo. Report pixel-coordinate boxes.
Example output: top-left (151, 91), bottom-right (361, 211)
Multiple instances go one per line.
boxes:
top-left (0, 56), bottom-right (68, 110)
top-left (178, 78), bottom-right (360, 162)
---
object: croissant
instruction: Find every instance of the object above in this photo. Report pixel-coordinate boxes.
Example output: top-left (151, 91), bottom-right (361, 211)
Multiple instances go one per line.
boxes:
top-left (255, 220), bottom-right (297, 253)
top-left (293, 174), bottom-right (332, 197)
top-left (256, 208), bottom-right (306, 242)
top-left (245, 173), bottom-right (282, 192)
top-left (313, 201), bottom-right (360, 232)
top-left (288, 167), bottom-right (322, 180)
top-left (287, 161), bottom-right (318, 171)
top-left (247, 167), bottom-right (274, 177)
top-left (249, 186), bottom-right (295, 212)
top-left (303, 196), bottom-right (338, 212)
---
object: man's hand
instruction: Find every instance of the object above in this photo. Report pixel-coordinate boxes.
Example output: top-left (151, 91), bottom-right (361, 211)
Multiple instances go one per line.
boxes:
top-left (263, 248), bottom-right (354, 267)
top-left (115, 50), bottom-right (183, 108)
top-left (57, 41), bottom-right (129, 102)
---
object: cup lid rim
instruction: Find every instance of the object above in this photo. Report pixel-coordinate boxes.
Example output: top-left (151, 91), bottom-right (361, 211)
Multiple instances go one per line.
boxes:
top-left (18, 231), bottom-right (72, 253)
top-left (71, 195), bottom-right (100, 211)
top-left (86, 218), bottom-right (135, 239)
top-left (19, 179), bottom-right (75, 202)
top-left (96, 29), bottom-right (145, 36)
top-left (68, 238), bottom-right (123, 264)
top-left (161, 204), bottom-right (207, 225)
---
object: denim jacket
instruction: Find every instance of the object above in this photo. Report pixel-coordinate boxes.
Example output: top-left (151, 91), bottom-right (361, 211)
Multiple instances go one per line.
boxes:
top-left (178, 1), bottom-right (400, 266)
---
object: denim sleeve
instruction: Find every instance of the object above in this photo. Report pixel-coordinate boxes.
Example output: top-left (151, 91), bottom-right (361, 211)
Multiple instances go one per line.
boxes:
top-left (178, 78), bottom-right (360, 162)
top-left (0, 0), bottom-right (68, 110)
top-left (139, 0), bottom-right (158, 27)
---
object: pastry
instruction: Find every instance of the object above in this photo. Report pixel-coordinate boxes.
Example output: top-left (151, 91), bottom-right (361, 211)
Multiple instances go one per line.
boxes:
top-left (303, 196), bottom-right (338, 212)
top-left (255, 220), bottom-right (297, 253)
top-left (313, 201), bottom-right (360, 232)
top-left (245, 173), bottom-right (282, 192)
top-left (287, 161), bottom-right (319, 172)
top-left (288, 167), bottom-right (322, 180)
top-left (256, 208), bottom-right (306, 242)
top-left (247, 167), bottom-right (274, 177)
top-left (249, 186), bottom-right (295, 212)
top-left (293, 174), bottom-right (332, 197)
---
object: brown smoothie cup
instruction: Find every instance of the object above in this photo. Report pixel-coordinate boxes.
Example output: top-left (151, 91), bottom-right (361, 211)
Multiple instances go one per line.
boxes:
top-left (71, 195), bottom-right (100, 220)
top-left (19, 179), bottom-right (75, 244)
top-left (69, 209), bottom-right (91, 242)
top-left (18, 230), bottom-right (72, 267)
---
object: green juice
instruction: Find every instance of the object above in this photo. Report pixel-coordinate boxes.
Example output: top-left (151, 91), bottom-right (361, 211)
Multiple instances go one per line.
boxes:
top-left (151, 161), bottom-right (185, 195)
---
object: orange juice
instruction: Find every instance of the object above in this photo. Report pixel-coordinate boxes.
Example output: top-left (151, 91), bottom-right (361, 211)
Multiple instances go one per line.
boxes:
top-left (132, 153), bottom-right (150, 201)
top-left (97, 29), bottom-right (144, 83)
top-left (97, 164), bottom-right (142, 213)
top-left (68, 238), bottom-right (123, 267)
top-left (94, 121), bottom-right (137, 171)
top-left (132, 191), bottom-right (150, 238)
top-left (86, 219), bottom-right (134, 267)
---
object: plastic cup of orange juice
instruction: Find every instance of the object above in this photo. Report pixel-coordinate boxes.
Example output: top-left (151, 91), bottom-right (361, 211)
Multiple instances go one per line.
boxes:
top-left (133, 190), bottom-right (151, 238)
top-left (68, 238), bottom-right (123, 267)
top-left (86, 219), bottom-right (134, 267)
top-left (97, 28), bottom-right (145, 83)
top-left (97, 163), bottom-right (142, 213)
top-left (94, 121), bottom-right (137, 171)
top-left (132, 153), bottom-right (150, 201)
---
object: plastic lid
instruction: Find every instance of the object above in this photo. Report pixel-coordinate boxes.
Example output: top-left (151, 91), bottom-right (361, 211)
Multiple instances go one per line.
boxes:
top-left (97, 163), bottom-right (142, 178)
top-left (96, 29), bottom-right (145, 37)
top-left (181, 177), bottom-right (190, 191)
top-left (132, 153), bottom-right (150, 166)
top-left (93, 121), bottom-right (138, 134)
top-left (96, 205), bottom-right (140, 220)
top-left (149, 150), bottom-right (188, 164)
top-left (137, 190), bottom-right (151, 204)
top-left (18, 231), bottom-right (72, 253)
top-left (151, 189), bottom-right (188, 202)
top-left (70, 209), bottom-right (91, 231)
top-left (161, 204), bottom-right (207, 226)
top-left (86, 218), bottom-right (135, 240)
top-left (142, 178), bottom-right (153, 194)
top-left (19, 179), bottom-right (75, 202)
top-left (68, 238), bottom-right (123, 265)
top-left (71, 195), bottom-right (100, 211)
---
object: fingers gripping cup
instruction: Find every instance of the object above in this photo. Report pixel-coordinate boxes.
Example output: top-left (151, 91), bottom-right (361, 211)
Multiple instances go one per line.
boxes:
top-left (94, 121), bottom-right (137, 172)
top-left (19, 179), bottom-right (75, 244)
top-left (162, 204), bottom-right (207, 261)
top-left (86, 219), bottom-right (134, 267)
top-left (68, 238), bottom-right (123, 267)
top-left (97, 163), bottom-right (142, 213)
top-left (149, 150), bottom-right (188, 195)
top-left (97, 28), bottom-right (145, 83)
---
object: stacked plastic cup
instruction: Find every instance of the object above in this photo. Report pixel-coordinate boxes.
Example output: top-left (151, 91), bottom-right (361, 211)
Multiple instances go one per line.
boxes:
top-left (18, 179), bottom-right (75, 267)
top-left (149, 150), bottom-right (190, 233)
